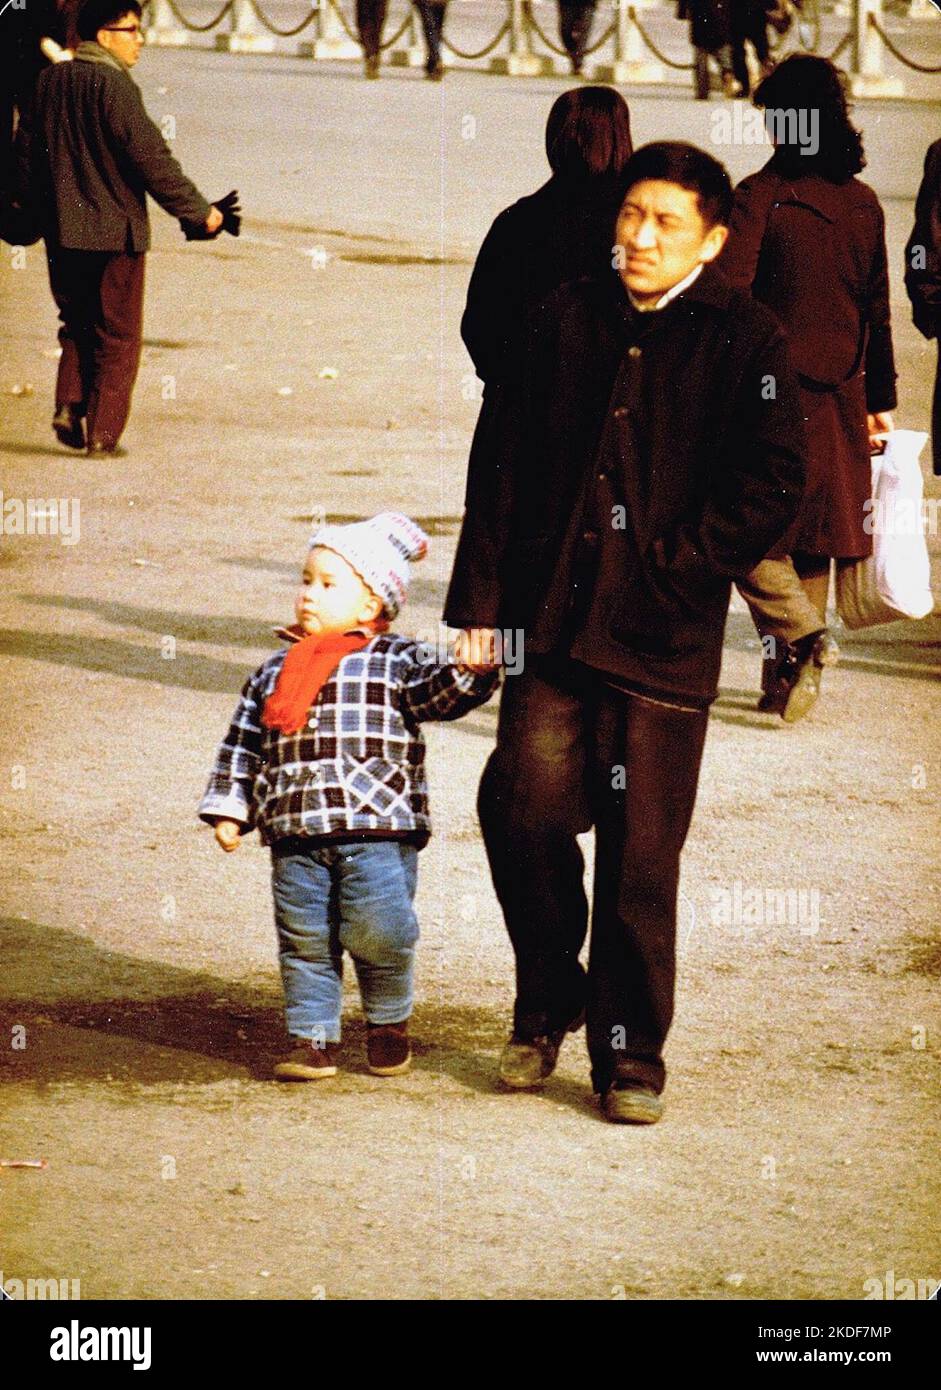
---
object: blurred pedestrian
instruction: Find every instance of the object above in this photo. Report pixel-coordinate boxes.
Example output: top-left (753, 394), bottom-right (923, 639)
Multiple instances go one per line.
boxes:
top-left (731, 0), bottom-right (775, 98)
top-left (460, 86), bottom-right (634, 388)
top-left (677, 0), bottom-right (739, 99)
top-left (558, 2), bottom-right (598, 76)
top-left (17, 0), bottom-right (239, 456)
top-left (719, 55), bottom-right (897, 719)
top-left (905, 139), bottom-right (941, 478)
top-left (357, 1), bottom-right (448, 80)
top-left (0, 0), bottom-right (64, 197)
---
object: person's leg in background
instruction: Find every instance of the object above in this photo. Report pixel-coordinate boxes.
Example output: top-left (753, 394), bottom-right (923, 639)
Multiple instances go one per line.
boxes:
top-left (792, 552), bottom-right (832, 624)
top-left (85, 250), bottom-right (145, 456)
top-left (45, 246), bottom-right (104, 451)
top-left (478, 658), bottom-right (593, 1086)
top-left (737, 555), bottom-right (840, 719)
top-left (559, 2), bottom-right (597, 75)
top-left (356, 0), bottom-right (387, 77)
top-left (413, 1), bottom-right (446, 78)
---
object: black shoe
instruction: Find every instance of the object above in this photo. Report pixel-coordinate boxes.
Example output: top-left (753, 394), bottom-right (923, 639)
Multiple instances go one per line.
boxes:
top-left (52, 405), bottom-right (85, 451)
top-left (364, 54), bottom-right (380, 79)
top-left (779, 629), bottom-right (840, 724)
top-left (498, 1009), bottom-right (584, 1090)
top-left (425, 60), bottom-right (444, 81)
top-left (601, 1082), bottom-right (664, 1125)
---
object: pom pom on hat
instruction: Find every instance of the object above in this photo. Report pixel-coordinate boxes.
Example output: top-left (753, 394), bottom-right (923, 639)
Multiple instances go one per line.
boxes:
top-left (308, 511), bottom-right (429, 619)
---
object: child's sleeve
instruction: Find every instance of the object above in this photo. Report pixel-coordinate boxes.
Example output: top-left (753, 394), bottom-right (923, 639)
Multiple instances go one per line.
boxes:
top-left (398, 647), bottom-right (500, 725)
top-left (198, 666), bottom-right (268, 829)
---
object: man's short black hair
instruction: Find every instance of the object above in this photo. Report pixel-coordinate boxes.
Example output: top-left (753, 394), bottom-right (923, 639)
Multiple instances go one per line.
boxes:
top-left (77, 0), bottom-right (143, 41)
top-left (619, 141), bottom-right (734, 229)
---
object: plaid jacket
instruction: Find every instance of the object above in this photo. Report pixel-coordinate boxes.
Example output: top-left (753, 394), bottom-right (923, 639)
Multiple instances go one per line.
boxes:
top-left (199, 633), bottom-right (498, 847)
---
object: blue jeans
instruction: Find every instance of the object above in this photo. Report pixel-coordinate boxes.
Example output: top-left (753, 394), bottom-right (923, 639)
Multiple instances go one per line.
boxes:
top-left (270, 839), bottom-right (419, 1042)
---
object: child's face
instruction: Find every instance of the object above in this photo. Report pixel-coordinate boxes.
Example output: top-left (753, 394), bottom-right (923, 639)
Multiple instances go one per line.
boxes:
top-left (295, 547), bottom-right (383, 636)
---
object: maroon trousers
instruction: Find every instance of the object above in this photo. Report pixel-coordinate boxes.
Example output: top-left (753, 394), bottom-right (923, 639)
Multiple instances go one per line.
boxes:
top-left (46, 246), bottom-right (145, 450)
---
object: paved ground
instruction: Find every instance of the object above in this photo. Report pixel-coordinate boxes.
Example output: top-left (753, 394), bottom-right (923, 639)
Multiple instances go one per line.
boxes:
top-left (0, 50), bottom-right (939, 1301)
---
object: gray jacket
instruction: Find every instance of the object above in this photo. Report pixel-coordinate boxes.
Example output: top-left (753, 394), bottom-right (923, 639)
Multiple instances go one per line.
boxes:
top-left (22, 42), bottom-right (211, 252)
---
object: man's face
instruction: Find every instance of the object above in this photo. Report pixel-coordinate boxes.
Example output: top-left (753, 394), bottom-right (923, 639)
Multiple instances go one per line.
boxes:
top-left (97, 11), bottom-right (145, 67)
top-left (615, 179), bottom-right (728, 306)
top-left (295, 547), bottom-right (382, 636)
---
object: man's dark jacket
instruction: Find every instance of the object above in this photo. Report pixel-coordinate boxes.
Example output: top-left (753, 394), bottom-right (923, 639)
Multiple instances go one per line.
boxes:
top-left (22, 44), bottom-right (210, 251)
top-left (444, 264), bottom-right (807, 703)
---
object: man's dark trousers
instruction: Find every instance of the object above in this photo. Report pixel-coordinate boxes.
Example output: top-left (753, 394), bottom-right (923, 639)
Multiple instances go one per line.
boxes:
top-left (478, 655), bottom-right (708, 1095)
top-left (46, 247), bottom-right (145, 451)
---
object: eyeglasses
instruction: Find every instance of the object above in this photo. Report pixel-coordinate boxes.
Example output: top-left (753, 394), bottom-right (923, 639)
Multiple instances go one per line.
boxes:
top-left (103, 25), bottom-right (143, 34)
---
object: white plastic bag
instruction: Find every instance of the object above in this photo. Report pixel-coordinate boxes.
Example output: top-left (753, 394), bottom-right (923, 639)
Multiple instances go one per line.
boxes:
top-left (836, 430), bottom-right (935, 629)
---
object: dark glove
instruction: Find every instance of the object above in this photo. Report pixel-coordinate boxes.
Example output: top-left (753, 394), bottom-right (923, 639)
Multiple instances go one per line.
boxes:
top-left (180, 190), bottom-right (242, 242)
top-left (214, 189), bottom-right (241, 237)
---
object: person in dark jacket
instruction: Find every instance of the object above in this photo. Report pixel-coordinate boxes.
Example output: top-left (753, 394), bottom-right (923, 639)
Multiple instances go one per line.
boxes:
top-left (19, 0), bottom-right (233, 456)
top-left (905, 139), bottom-right (941, 478)
top-left (719, 55), bottom-right (897, 718)
top-left (558, 3), bottom-right (598, 76)
top-left (0, 0), bottom-right (64, 197)
top-left (461, 86), bottom-right (633, 388)
top-left (446, 142), bottom-right (806, 1123)
top-left (356, 1), bottom-right (448, 80)
top-left (730, 0), bottom-right (775, 98)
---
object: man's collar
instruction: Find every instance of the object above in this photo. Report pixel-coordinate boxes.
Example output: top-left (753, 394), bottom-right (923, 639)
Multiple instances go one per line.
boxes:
top-left (615, 261), bottom-right (733, 317)
top-left (74, 40), bottom-right (131, 74)
top-left (627, 262), bottom-right (704, 313)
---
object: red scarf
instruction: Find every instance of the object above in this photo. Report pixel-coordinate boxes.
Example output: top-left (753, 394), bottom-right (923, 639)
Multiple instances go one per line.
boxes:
top-left (261, 630), bottom-right (376, 736)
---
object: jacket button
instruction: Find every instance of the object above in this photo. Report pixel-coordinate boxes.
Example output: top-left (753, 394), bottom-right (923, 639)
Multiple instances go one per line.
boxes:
top-left (307, 717), bottom-right (318, 728)
top-left (613, 406), bottom-right (629, 418)
top-left (628, 345), bottom-right (642, 359)
top-left (582, 529), bottom-right (599, 545)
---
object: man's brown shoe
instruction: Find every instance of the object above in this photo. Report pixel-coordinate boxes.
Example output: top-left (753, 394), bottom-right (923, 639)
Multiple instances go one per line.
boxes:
top-left (273, 1039), bottom-right (339, 1081)
top-left (601, 1083), bottom-right (664, 1124)
top-left (367, 1021), bottom-right (411, 1076)
top-left (498, 1010), bottom-right (585, 1090)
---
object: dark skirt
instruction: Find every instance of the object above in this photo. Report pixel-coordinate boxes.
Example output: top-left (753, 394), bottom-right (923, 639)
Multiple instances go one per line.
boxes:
top-left (777, 370), bottom-right (873, 559)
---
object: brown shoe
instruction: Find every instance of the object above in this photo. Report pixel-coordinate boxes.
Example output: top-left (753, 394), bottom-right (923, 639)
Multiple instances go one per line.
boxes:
top-left (273, 1038), bottom-right (339, 1081)
top-left (601, 1083), bottom-right (664, 1125)
top-left (367, 1021), bottom-right (411, 1076)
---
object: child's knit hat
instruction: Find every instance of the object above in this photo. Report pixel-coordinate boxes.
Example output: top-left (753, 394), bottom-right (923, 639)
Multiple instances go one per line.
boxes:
top-left (309, 512), bottom-right (429, 619)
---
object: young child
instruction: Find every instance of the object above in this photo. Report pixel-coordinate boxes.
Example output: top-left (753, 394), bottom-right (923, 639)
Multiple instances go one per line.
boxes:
top-left (199, 513), bottom-right (498, 1081)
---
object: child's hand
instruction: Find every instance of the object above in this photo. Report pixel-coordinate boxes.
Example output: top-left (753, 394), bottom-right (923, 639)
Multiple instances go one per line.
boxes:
top-left (214, 819), bottom-right (243, 852)
top-left (454, 628), bottom-right (501, 672)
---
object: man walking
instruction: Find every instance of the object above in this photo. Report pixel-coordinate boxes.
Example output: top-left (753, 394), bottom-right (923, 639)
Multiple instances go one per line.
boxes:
top-left (446, 143), bottom-right (806, 1123)
top-left (19, 0), bottom-right (237, 456)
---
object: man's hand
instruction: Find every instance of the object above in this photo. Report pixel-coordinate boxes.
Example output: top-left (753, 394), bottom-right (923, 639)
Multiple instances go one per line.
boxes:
top-left (206, 206), bottom-right (223, 234)
top-left (213, 818), bottom-right (242, 852)
top-left (867, 411), bottom-right (895, 452)
top-left (454, 628), bottom-right (501, 672)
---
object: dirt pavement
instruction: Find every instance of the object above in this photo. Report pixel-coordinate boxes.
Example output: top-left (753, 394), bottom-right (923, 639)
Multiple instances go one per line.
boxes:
top-left (0, 53), bottom-right (939, 1301)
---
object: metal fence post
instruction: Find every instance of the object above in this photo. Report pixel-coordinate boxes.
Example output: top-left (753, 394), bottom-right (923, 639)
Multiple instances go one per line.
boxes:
top-left (849, 0), bottom-right (904, 96)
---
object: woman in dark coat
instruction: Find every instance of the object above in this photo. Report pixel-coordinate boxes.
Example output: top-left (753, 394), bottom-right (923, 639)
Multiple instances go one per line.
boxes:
top-left (905, 139), bottom-right (941, 478)
top-left (461, 85), bottom-right (633, 388)
top-left (718, 56), bottom-right (896, 656)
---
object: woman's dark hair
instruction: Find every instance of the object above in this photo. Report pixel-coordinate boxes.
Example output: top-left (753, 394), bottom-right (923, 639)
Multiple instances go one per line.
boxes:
top-left (545, 86), bottom-right (634, 181)
top-left (619, 141), bottom-right (734, 228)
top-left (77, 0), bottom-right (142, 41)
top-left (754, 54), bottom-right (865, 182)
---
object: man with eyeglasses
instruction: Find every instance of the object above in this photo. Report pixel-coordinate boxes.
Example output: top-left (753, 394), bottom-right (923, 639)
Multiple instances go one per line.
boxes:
top-left (17, 0), bottom-right (236, 456)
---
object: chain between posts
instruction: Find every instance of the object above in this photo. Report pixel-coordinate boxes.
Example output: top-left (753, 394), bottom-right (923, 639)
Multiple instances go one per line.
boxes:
top-left (867, 11), bottom-right (941, 70)
top-left (248, 0), bottom-right (318, 36)
top-left (441, 18), bottom-right (511, 59)
top-left (164, 0), bottom-right (234, 31)
top-left (628, 5), bottom-right (694, 69)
